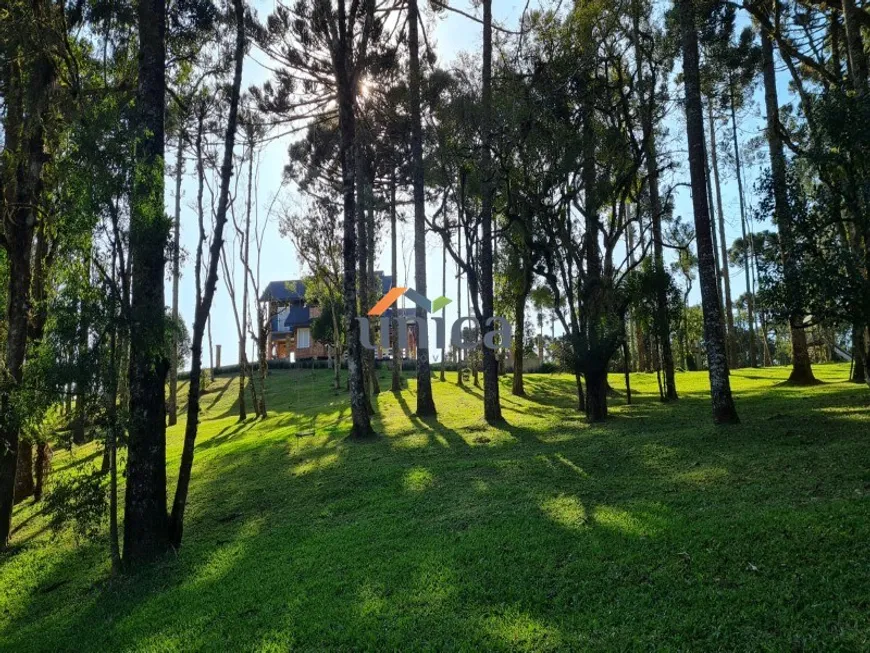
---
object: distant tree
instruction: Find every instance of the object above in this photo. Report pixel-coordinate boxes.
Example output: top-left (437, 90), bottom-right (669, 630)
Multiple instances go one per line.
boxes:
top-left (758, 21), bottom-right (817, 385)
top-left (633, 0), bottom-right (678, 399)
top-left (238, 110), bottom-right (271, 416)
top-left (495, 231), bottom-right (534, 397)
top-left (166, 310), bottom-right (192, 372)
top-left (530, 286), bottom-right (555, 365)
top-left (254, 0), bottom-right (386, 438)
top-left (283, 199), bottom-right (347, 391)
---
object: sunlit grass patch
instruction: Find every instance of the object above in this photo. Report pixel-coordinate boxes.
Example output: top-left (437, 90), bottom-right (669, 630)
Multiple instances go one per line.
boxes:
top-left (593, 504), bottom-right (664, 537)
top-left (540, 494), bottom-right (588, 531)
top-left (403, 467), bottom-right (435, 493)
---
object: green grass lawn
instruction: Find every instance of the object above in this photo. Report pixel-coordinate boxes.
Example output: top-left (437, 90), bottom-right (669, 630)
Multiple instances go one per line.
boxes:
top-left (2, 365), bottom-right (869, 651)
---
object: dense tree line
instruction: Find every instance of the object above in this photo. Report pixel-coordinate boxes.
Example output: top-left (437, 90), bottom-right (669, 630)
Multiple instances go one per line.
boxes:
top-left (1, 0), bottom-right (868, 569)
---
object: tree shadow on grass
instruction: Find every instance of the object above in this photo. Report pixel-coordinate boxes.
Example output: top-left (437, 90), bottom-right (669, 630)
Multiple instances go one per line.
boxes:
top-left (520, 376), bottom-right (584, 411)
top-left (194, 419), bottom-right (259, 453)
top-left (3, 370), bottom-right (870, 650)
top-left (201, 376), bottom-right (234, 412)
top-left (393, 391), bottom-right (472, 450)
top-left (53, 448), bottom-right (102, 474)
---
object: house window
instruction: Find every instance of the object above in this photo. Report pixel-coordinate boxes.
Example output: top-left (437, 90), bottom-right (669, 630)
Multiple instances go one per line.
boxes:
top-left (297, 328), bottom-right (311, 350)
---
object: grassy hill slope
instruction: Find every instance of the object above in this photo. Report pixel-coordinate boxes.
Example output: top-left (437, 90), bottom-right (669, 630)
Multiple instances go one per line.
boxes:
top-left (2, 365), bottom-right (869, 651)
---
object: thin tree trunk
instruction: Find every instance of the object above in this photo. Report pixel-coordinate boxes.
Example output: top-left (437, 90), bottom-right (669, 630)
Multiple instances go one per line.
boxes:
top-left (729, 83), bottom-right (758, 367)
top-left (241, 140), bottom-right (260, 417)
top-left (237, 347), bottom-right (248, 420)
top-left (257, 313), bottom-right (269, 415)
top-left (633, 4), bottom-right (676, 397)
top-left (634, 210), bottom-right (650, 372)
top-left (512, 294), bottom-right (526, 397)
top-left (512, 263), bottom-right (532, 397)
top-left (440, 242), bottom-right (447, 382)
top-left (468, 223), bottom-right (479, 389)
top-left (168, 0), bottom-right (245, 549)
top-left (456, 193), bottom-right (464, 386)
top-left (678, 0), bottom-right (739, 424)
top-left (708, 103), bottom-right (737, 369)
top-left (124, 0), bottom-right (171, 564)
top-left (331, 305), bottom-right (342, 391)
top-left (650, 140), bottom-right (677, 394)
top-left (221, 231), bottom-right (248, 420)
top-left (851, 326), bottom-right (866, 382)
top-left (169, 135), bottom-right (184, 427)
top-left (390, 173), bottom-right (402, 392)
top-left (355, 149), bottom-right (374, 411)
top-left (366, 184), bottom-right (380, 396)
top-left (408, 0), bottom-right (437, 416)
top-left (118, 226), bottom-right (133, 414)
top-left (760, 27), bottom-right (817, 385)
top-left (17, 220), bottom-right (53, 501)
top-left (337, 0), bottom-right (375, 439)
top-left (573, 358), bottom-right (586, 413)
top-left (73, 251), bottom-right (92, 445)
top-left (106, 282), bottom-right (122, 573)
top-left (13, 446), bottom-right (34, 504)
top-left (246, 354), bottom-right (259, 417)
top-left (34, 443), bottom-right (50, 503)
top-left (480, 0), bottom-right (502, 422)
top-left (704, 118), bottom-right (728, 358)
top-left (118, 328), bottom-right (131, 413)
top-left (207, 316), bottom-right (214, 372)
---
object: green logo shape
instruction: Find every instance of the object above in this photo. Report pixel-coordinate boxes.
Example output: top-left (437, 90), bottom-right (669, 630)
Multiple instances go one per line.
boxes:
top-left (431, 296), bottom-right (452, 312)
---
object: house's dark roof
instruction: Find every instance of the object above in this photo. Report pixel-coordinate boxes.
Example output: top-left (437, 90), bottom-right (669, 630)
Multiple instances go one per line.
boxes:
top-left (260, 280), bottom-right (306, 303)
top-left (271, 299), bottom-right (415, 334)
top-left (261, 273), bottom-right (394, 303)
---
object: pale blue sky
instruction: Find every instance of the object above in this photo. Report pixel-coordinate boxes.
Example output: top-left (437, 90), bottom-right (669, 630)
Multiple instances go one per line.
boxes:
top-left (169, 0), bottom-right (780, 368)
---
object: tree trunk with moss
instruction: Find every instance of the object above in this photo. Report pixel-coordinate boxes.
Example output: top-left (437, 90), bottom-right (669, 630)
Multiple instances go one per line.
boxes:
top-left (124, 0), bottom-right (171, 564)
top-left (678, 0), bottom-right (739, 424)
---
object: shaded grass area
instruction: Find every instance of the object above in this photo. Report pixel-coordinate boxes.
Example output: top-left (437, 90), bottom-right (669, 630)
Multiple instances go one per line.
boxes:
top-left (2, 365), bottom-right (869, 651)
